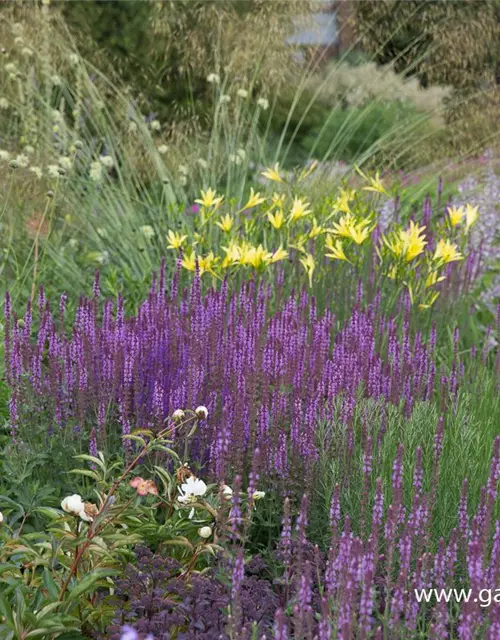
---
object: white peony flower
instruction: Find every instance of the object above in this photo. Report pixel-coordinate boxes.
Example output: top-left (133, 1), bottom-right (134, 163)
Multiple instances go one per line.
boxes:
top-left (178, 476), bottom-right (207, 504)
top-left (198, 526), bottom-right (212, 539)
top-left (252, 490), bottom-right (266, 501)
top-left (195, 405), bottom-right (208, 420)
top-left (61, 494), bottom-right (85, 516)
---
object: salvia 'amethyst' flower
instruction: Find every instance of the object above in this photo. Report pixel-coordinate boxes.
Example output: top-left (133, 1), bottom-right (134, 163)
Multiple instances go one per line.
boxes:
top-left (4, 267), bottom-right (460, 486)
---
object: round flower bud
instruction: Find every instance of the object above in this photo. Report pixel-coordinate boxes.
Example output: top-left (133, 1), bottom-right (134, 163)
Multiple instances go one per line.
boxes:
top-left (195, 405), bottom-right (208, 420)
top-left (61, 494), bottom-right (85, 516)
top-left (221, 484), bottom-right (233, 501)
top-left (46, 190), bottom-right (54, 198)
top-left (74, 140), bottom-right (83, 150)
top-left (9, 159), bottom-right (19, 170)
top-left (172, 409), bottom-right (185, 422)
top-left (252, 490), bottom-right (266, 501)
top-left (198, 526), bottom-right (212, 539)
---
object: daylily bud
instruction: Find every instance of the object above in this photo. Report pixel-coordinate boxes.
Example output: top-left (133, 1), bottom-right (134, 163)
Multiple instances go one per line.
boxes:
top-left (195, 405), bottom-right (208, 420)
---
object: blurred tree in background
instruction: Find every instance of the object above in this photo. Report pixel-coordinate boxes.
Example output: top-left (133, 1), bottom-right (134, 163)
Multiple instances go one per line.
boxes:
top-left (61, 0), bottom-right (312, 135)
top-left (355, 0), bottom-right (500, 91)
top-left (355, 0), bottom-right (500, 154)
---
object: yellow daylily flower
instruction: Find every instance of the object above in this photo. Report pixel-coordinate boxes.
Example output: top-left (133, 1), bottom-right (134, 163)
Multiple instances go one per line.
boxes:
top-left (333, 188), bottom-right (355, 214)
top-left (288, 197), bottom-right (312, 224)
top-left (299, 253), bottom-right (315, 287)
top-left (348, 221), bottom-right (372, 245)
top-left (419, 291), bottom-right (440, 309)
top-left (267, 209), bottom-right (285, 230)
top-left (330, 213), bottom-right (357, 238)
top-left (195, 187), bottom-right (224, 210)
top-left (181, 251), bottom-right (219, 276)
top-left (244, 187), bottom-right (266, 209)
top-left (465, 204), bottom-right (479, 231)
top-left (356, 166), bottom-right (389, 196)
top-left (433, 239), bottom-right (463, 265)
top-left (308, 219), bottom-right (325, 239)
top-left (297, 160), bottom-right (319, 182)
top-left (181, 251), bottom-right (197, 272)
top-left (399, 221), bottom-right (427, 262)
top-left (221, 241), bottom-right (243, 268)
top-left (270, 247), bottom-right (288, 263)
top-left (325, 237), bottom-right (350, 263)
top-left (447, 205), bottom-right (464, 227)
top-left (271, 192), bottom-right (285, 209)
top-left (167, 229), bottom-right (188, 250)
top-left (261, 163), bottom-right (284, 184)
top-left (241, 244), bottom-right (273, 269)
top-left (216, 214), bottom-right (235, 233)
top-left (425, 271), bottom-right (446, 288)
top-left (198, 251), bottom-right (219, 276)
top-left (383, 233), bottom-right (404, 259)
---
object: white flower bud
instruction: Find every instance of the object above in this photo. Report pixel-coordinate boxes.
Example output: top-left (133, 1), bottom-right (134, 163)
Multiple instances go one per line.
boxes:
top-left (198, 526), bottom-right (212, 539)
top-left (221, 485), bottom-right (233, 501)
top-left (172, 409), bottom-right (185, 422)
top-left (0, 511), bottom-right (4, 524)
top-left (195, 405), bottom-right (208, 420)
top-left (252, 491), bottom-right (266, 501)
top-left (61, 494), bottom-right (85, 516)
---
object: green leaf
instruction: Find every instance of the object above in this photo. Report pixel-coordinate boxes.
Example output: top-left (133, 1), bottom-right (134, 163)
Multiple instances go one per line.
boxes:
top-left (67, 568), bottom-right (118, 601)
top-left (68, 469), bottom-right (101, 481)
top-left (42, 569), bottom-right (59, 600)
top-left (34, 507), bottom-right (63, 520)
top-left (73, 454), bottom-right (106, 472)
